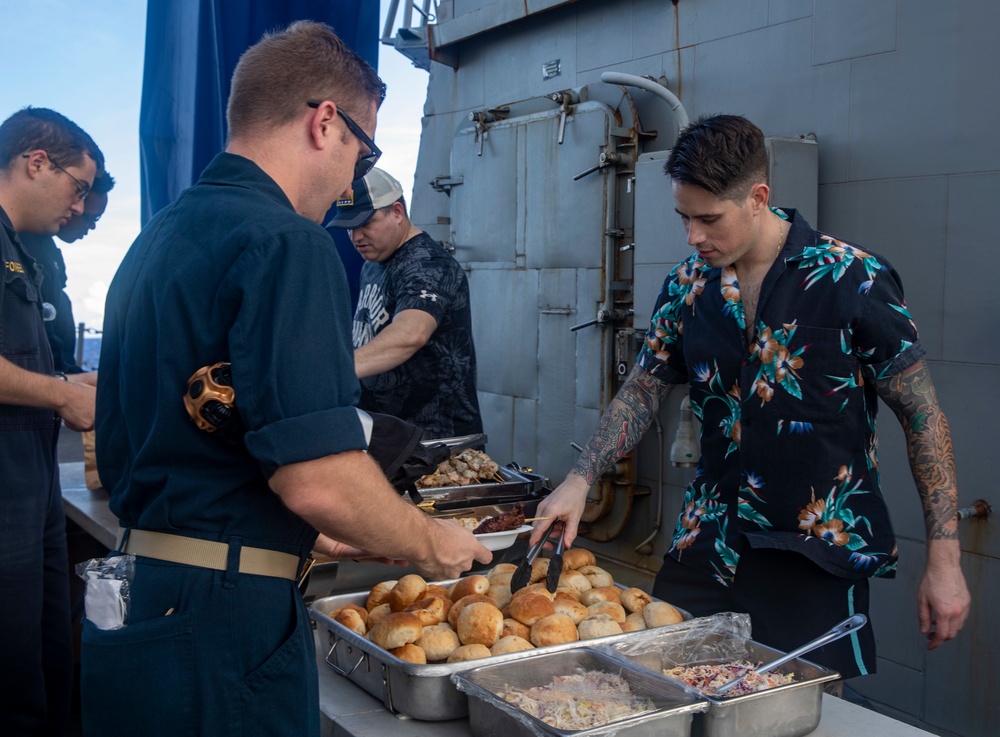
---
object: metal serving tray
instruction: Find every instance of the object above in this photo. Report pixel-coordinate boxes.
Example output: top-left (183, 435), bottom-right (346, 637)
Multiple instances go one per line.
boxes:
top-left (414, 465), bottom-right (549, 510)
top-left (455, 647), bottom-right (707, 737)
top-left (608, 627), bottom-right (838, 737)
top-left (310, 581), bottom-right (692, 721)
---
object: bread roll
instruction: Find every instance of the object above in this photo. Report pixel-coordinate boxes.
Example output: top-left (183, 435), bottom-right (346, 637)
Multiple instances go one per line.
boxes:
top-left (450, 574), bottom-right (490, 602)
top-left (447, 644), bottom-right (491, 663)
top-left (578, 613), bottom-right (623, 640)
top-left (509, 592), bottom-right (556, 626)
top-left (425, 584), bottom-right (452, 600)
top-left (448, 594), bottom-right (494, 629)
top-left (416, 624), bottom-right (460, 662)
top-left (389, 574), bottom-right (427, 612)
top-left (529, 557), bottom-right (549, 583)
top-left (487, 563), bottom-right (517, 582)
top-left (579, 586), bottom-right (622, 607)
top-left (552, 598), bottom-right (588, 625)
top-left (457, 601), bottom-right (503, 646)
top-left (366, 603), bottom-right (392, 629)
top-left (389, 643), bottom-right (426, 664)
top-left (530, 614), bottom-right (579, 647)
top-left (366, 580), bottom-right (397, 611)
top-left (557, 570), bottom-right (592, 593)
top-left (643, 601), bottom-right (684, 628)
top-left (332, 603), bottom-right (368, 624)
top-left (490, 635), bottom-right (535, 656)
top-left (586, 600), bottom-right (627, 623)
top-left (620, 587), bottom-right (654, 614)
top-left (554, 587), bottom-right (582, 602)
top-left (578, 565), bottom-right (614, 589)
top-left (622, 612), bottom-right (647, 633)
top-left (561, 548), bottom-right (596, 570)
top-left (512, 583), bottom-right (554, 601)
top-left (501, 618), bottom-right (531, 640)
top-left (333, 607), bottom-right (367, 636)
top-left (488, 571), bottom-right (514, 589)
top-left (370, 612), bottom-right (422, 650)
top-left (486, 583), bottom-right (512, 611)
top-left (404, 596), bottom-right (451, 626)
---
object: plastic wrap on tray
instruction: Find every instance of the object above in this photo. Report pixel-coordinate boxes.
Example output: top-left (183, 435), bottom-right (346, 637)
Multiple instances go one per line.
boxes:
top-left (609, 612), bottom-right (754, 670)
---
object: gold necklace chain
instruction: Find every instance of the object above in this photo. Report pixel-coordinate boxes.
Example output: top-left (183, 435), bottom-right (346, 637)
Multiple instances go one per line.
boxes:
top-left (775, 217), bottom-right (786, 260)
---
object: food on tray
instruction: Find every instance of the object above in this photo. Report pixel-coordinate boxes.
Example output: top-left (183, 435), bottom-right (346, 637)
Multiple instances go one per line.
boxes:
top-left (456, 602), bottom-right (504, 647)
top-left (370, 612), bottom-right (422, 650)
top-left (389, 574), bottom-right (427, 612)
top-left (620, 587), bottom-right (654, 614)
top-left (501, 671), bottom-right (655, 730)
top-left (416, 624), bottom-right (460, 662)
top-left (344, 563), bottom-right (684, 663)
top-left (529, 613), bottom-right (579, 647)
top-left (389, 643), bottom-right (427, 664)
top-left (453, 503), bottom-right (527, 535)
top-left (490, 634), bottom-right (535, 656)
top-left (447, 643), bottom-right (492, 662)
top-left (580, 585), bottom-right (622, 607)
top-left (561, 547), bottom-right (596, 570)
top-left (415, 448), bottom-right (502, 488)
top-left (664, 661), bottom-right (796, 697)
top-left (642, 601), bottom-right (684, 627)
top-left (578, 612), bottom-right (623, 640)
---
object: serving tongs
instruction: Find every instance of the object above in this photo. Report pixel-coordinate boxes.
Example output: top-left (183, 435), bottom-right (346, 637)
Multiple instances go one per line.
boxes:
top-left (510, 520), bottom-right (564, 594)
top-left (712, 613), bottom-right (868, 696)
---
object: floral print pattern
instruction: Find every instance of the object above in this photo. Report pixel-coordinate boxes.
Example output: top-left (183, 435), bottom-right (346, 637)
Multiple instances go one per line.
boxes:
top-left (640, 210), bottom-right (921, 583)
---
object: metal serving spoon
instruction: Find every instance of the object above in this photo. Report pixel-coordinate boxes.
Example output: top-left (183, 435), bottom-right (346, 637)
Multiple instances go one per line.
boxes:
top-left (712, 613), bottom-right (868, 696)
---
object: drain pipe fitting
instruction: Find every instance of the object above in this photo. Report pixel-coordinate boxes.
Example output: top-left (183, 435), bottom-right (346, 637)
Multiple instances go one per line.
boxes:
top-left (599, 72), bottom-right (689, 131)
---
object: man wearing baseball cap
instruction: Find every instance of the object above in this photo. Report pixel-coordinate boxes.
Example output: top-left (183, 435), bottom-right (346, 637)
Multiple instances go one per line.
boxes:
top-left (329, 167), bottom-right (484, 440)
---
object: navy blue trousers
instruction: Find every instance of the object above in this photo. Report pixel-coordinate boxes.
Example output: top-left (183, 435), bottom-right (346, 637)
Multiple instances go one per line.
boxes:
top-left (0, 422), bottom-right (73, 736)
top-left (81, 547), bottom-right (318, 736)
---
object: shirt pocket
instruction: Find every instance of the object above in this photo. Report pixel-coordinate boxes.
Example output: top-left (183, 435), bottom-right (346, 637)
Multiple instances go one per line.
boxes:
top-left (1, 265), bottom-right (44, 361)
top-left (750, 325), bottom-right (860, 427)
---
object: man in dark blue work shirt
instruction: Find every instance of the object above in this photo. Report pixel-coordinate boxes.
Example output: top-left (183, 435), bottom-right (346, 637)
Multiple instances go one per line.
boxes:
top-left (0, 106), bottom-right (103, 737)
top-left (87, 22), bottom-right (490, 737)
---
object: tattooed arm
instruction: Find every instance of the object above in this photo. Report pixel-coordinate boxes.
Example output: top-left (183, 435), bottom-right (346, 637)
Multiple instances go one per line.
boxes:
top-left (530, 363), bottom-right (677, 549)
top-left (876, 359), bottom-right (970, 649)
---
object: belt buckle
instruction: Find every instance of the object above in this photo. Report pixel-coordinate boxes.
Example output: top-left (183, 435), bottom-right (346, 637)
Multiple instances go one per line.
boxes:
top-left (297, 556), bottom-right (316, 588)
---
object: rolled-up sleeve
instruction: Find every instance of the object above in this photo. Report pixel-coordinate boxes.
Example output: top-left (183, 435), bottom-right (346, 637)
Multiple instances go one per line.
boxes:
top-left (227, 227), bottom-right (368, 476)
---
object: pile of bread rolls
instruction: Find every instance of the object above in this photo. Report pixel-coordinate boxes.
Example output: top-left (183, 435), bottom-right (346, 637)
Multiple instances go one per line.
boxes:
top-left (326, 547), bottom-right (684, 665)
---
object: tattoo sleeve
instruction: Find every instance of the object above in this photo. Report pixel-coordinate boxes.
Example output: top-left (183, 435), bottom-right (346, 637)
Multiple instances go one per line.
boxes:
top-left (571, 363), bottom-right (676, 485)
top-left (876, 360), bottom-right (959, 540)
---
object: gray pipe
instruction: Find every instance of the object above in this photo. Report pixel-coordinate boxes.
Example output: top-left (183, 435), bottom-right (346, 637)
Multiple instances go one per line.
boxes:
top-left (599, 72), bottom-right (689, 131)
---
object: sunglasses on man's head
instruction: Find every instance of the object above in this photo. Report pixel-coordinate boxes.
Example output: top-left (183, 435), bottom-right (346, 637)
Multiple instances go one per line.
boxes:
top-left (307, 101), bottom-right (381, 180)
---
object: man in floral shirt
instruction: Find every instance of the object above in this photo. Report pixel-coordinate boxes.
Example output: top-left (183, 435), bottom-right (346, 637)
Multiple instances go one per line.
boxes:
top-left (534, 115), bottom-right (970, 681)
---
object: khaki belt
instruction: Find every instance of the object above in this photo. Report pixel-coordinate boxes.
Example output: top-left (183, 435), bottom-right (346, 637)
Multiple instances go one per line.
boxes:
top-left (118, 528), bottom-right (309, 582)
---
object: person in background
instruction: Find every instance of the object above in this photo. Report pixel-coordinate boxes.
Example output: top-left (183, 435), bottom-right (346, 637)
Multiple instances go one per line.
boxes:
top-left (534, 115), bottom-right (970, 688)
top-left (88, 22), bottom-right (490, 737)
top-left (0, 105), bottom-right (102, 737)
top-left (328, 166), bottom-right (484, 440)
top-left (20, 171), bottom-right (115, 378)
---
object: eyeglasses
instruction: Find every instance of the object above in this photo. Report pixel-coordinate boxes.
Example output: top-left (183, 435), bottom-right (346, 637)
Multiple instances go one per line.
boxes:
top-left (307, 101), bottom-right (381, 180)
top-left (22, 152), bottom-right (91, 201)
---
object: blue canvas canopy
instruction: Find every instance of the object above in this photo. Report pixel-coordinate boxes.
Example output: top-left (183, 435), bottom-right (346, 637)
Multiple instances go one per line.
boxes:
top-left (139, 0), bottom-right (379, 223)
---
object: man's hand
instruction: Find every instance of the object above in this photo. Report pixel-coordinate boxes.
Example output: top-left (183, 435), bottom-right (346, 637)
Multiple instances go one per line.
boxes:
top-left (413, 518), bottom-right (493, 580)
top-left (530, 474), bottom-right (590, 551)
top-left (56, 380), bottom-right (95, 431)
top-left (70, 371), bottom-right (98, 387)
top-left (918, 540), bottom-right (970, 649)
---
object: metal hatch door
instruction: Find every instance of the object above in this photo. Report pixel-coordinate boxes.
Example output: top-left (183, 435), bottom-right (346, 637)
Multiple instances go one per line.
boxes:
top-left (448, 98), bottom-right (627, 479)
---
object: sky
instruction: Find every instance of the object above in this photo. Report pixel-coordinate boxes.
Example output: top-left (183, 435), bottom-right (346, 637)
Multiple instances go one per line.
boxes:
top-left (0, 0), bottom-right (427, 331)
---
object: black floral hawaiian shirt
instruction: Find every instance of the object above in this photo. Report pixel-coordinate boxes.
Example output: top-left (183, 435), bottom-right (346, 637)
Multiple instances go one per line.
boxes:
top-left (637, 208), bottom-right (923, 585)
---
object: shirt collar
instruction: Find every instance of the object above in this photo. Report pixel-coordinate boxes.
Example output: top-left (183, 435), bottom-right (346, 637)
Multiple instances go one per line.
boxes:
top-left (197, 152), bottom-right (296, 213)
